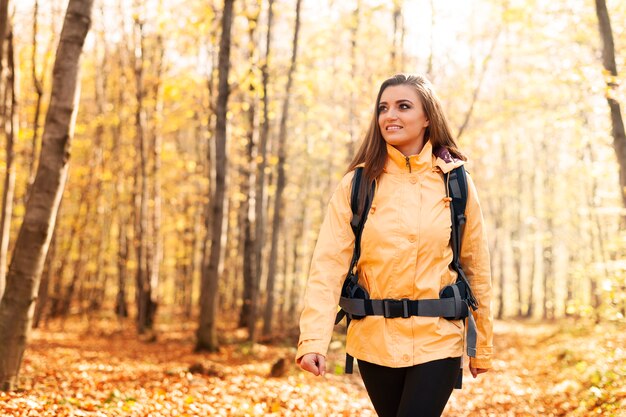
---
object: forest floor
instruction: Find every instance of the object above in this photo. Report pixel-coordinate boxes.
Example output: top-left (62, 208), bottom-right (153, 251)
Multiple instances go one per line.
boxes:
top-left (1, 317), bottom-right (625, 417)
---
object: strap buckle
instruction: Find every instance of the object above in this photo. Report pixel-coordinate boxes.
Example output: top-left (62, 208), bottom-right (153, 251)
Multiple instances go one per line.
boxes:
top-left (383, 299), bottom-right (410, 318)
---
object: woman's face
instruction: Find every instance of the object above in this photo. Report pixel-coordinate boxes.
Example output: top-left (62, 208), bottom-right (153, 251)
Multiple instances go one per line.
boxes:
top-left (378, 84), bottom-right (430, 156)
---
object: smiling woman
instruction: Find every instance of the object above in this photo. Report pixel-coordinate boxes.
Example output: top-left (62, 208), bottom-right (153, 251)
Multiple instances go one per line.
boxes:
top-left (378, 85), bottom-right (430, 156)
top-left (296, 74), bottom-right (493, 417)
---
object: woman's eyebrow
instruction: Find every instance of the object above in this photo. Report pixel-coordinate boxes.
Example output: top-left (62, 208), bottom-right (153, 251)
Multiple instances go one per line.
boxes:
top-left (379, 99), bottom-right (414, 105)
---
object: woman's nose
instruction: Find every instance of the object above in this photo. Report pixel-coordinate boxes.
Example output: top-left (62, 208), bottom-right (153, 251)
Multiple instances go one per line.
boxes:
top-left (385, 109), bottom-right (398, 120)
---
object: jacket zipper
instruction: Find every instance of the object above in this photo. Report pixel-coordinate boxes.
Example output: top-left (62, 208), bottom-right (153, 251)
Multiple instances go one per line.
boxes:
top-left (405, 156), bottom-right (411, 173)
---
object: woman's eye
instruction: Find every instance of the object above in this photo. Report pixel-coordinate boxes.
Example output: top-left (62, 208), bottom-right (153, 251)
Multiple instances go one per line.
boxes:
top-left (400, 103), bottom-right (411, 109)
top-left (378, 106), bottom-right (387, 112)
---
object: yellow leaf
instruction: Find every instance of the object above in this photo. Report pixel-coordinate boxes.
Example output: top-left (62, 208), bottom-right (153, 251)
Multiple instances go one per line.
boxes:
top-left (271, 401), bottom-right (281, 412)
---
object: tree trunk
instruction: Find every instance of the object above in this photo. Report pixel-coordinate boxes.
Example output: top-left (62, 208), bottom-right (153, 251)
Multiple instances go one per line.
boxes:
top-left (0, 26), bottom-right (16, 302)
top-left (530, 140), bottom-right (545, 319)
top-left (54, 182), bottom-right (92, 318)
top-left (33, 230), bottom-right (57, 328)
top-left (133, 15), bottom-right (154, 334)
top-left (0, 0), bottom-right (93, 391)
top-left (86, 28), bottom-right (108, 314)
top-left (345, 0), bottom-right (360, 163)
top-left (238, 108), bottom-right (256, 326)
top-left (238, 5), bottom-right (260, 329)
top-left (391, 0), bottom-right (403, 71)
top-left (26, 0), bottom-right (52, 202)
top-left (196, 0), bottom-right (235, 352)
top-left (584, 143), bottom-right (607, 314)
top-left (594, 0), bottom-right (626, 212)
top-left (513, 142), bottom-right (527, 317)
top-left (263, 0), bottom-right (302, 337)
top-left (288, 167), bottom-right (309, 320)
top-left (0, 0), bottom-right (9, 92)
top-left (277, 229), bottom-right (289, 327)
top-left (116, 220), bottom-right (129, 319)
top-left (114, 3), bottom-right (130, 320)
top-left (221, 189), bottom-right (236, 315)
top-left (248, 0), bottom-right (275, 342)
top-left (427, 0), bottom-right (434, 78)
top-left (149, 34), bottom-right (165, 326)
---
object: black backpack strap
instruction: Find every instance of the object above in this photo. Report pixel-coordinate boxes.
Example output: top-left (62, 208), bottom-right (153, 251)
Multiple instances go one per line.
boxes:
top-left (444, 165), bottom-right (478, 389)
top-left (447, 166), bottom-right (467, 268)
top-left (444, 166), bottom-right (478, 310)
top-left (339, 167), bottom-right (375, 373)
top-left (347, 168), bottom-right (374, 272)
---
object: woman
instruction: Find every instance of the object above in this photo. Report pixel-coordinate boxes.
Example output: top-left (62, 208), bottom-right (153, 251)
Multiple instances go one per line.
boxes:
top-left (296, 74), bottom-right (493, 417)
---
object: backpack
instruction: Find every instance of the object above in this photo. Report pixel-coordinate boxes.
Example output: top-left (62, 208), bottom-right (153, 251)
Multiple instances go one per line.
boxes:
top-left (334, 164), bottom-right (478, 389)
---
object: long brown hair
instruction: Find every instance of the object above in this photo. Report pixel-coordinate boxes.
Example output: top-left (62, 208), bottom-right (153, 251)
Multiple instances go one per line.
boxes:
top-left (346, 74), bottom-right (466, 214)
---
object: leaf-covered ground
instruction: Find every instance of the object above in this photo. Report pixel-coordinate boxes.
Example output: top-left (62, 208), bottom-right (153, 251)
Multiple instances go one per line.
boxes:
top-left (1, 319), bottom-right (625, 416)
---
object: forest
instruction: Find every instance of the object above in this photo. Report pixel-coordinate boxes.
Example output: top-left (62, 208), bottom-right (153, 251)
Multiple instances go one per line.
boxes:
top-left (0, 0), bottom-right (625, 415)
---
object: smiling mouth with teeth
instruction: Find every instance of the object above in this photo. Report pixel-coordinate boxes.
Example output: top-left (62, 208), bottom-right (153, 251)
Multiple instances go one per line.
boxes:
top-left (386, 126), bottom-right (402, 130)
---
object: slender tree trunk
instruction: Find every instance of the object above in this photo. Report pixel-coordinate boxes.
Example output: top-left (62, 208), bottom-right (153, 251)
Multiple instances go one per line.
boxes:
top-left (239, 99), bottom-right (256, 327)
top-left (277, 229), bottom-right (289, 327)
top-left (149, 33), bottom-right (165, 326)
top-left (239, 5), bottom-right (260, 328)
top-left (249, 0), bottom-right (274, 342)
top-left (114, 2), bottom-right (130, 319)
top-left (116, 220), bottom-right (129, 318)
top-left (584, 143), bottom-right (607, 314)
top-left (391, 0), bottom-right (403, 71)
top-left (514, 142), bottom-right (527, 317)
top-left (33, 230), bottom-right (57, 328)
top-left (288, 167), bottom-right (309, 320)
top-left (114, 135), bottom-right (129, 320)
top-left (530, 140), bottom-right (545, 319)
top-left (345, 0), bottom-right (360, 163)
top-left (543, 219), bottom-right (553, 320)
top-left (0, 0), bottom-right (93, 391)
top-left (57, 184), bottom-right (93, 317)
top-left (26, 0), bottom-right (53, 201)
top-left (89, 23), bottom-right (108, 313)
top-left (594, 0), bottom-right (626, 212)
top-left (0, 0), bottom-right (9, 91)
top-left (61, 216), bottom-right (91, 318)
top-left (0, 26), bottom-right (16, 302)
top-left (221, 190), bottom-right (237, 315)
top-left (48, 203), bottom-right (81, 319)
top-left (427, 0), bottom-right (434, 78)
top-left (132, 15), bottom-right (154, 333)
top-left (263, 0), bottom-right (302, 337)
top-left (196, 0), bottom-right (235, 352)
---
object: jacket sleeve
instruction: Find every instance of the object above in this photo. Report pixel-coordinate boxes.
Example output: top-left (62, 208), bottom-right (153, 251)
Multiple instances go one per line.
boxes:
top-left (460, 172), bottom-right (494, 369)
top-left (295, 172), bottom-right (356, 364)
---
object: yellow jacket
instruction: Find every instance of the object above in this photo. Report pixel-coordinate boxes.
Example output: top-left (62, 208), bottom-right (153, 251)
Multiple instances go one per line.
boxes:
top-left (296, 140), bottom-right (493, 369)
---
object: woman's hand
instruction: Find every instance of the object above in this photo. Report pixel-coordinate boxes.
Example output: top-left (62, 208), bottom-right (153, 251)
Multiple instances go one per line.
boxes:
top-left (299, 353), bottom-right (326, 376)
top-left (470, 367), bottom-right (488, 378)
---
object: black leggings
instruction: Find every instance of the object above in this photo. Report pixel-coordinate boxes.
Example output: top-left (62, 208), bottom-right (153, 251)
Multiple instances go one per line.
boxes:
top-left (357, 357), bottom-right (461, 417)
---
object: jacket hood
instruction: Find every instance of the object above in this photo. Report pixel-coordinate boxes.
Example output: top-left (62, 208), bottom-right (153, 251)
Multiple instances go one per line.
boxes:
top-left (432, 145), bottom-right (465, 174)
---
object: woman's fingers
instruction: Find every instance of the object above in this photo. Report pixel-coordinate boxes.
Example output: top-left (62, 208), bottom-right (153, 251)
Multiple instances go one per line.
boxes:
top-left (300, 353), bottom-right (326, 376)
top-left (470, 367), bottom-right (489, 378)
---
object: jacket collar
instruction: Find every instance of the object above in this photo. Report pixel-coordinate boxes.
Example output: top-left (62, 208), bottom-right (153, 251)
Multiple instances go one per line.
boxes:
top-left (381, 140), bottom-right (466, 174)
top-left (384, 140), bottom-right (434, 174)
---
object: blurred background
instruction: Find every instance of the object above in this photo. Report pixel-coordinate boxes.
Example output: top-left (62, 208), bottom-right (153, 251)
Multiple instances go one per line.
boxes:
top-left (0, 0), bottom-right (625, 415)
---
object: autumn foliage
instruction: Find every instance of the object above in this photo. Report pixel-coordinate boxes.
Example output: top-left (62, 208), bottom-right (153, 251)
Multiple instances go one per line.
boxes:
top-left (0, 318), bottom-right (624, 416)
